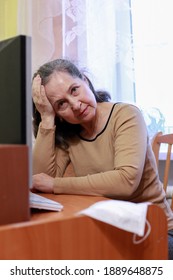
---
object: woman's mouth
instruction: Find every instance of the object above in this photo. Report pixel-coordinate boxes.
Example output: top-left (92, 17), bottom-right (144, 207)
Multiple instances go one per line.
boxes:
top-left (78, 106), bottom-right (89, 117)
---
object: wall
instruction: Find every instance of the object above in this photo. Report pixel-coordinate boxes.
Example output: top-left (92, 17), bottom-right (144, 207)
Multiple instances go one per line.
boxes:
top-left (0, 0), bottom-right (18, 40)
top-left (0, 0), bottom-right (31, 42)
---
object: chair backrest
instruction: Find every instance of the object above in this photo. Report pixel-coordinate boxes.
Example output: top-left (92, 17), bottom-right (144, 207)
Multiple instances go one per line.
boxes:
top-left (151, 131), bottom-right (173, 210)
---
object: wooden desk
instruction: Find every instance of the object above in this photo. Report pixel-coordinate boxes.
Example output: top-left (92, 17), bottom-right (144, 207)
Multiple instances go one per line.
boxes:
top-left (0, 145), bottom-right (29, 225)
top-left (0, 194), bottom-right (168, 260)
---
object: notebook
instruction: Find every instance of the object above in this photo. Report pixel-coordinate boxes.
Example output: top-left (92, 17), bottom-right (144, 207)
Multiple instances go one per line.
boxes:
top-left (29, 192), bottom-right (63, 211)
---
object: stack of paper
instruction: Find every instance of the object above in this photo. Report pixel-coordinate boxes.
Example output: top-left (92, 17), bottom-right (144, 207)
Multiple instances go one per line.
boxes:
top-left (29, 192), bottom-right (63, 211)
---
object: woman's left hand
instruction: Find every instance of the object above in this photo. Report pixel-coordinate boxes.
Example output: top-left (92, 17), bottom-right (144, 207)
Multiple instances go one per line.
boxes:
top-left (32, 173), bottom-right (54, 193)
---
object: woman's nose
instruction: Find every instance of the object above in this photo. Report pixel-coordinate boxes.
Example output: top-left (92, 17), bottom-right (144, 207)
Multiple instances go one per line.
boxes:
top-left (70, 100), bottom-right (81, 111)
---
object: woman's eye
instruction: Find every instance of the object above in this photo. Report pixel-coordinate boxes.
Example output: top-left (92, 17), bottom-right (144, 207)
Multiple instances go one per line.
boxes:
top-left (71, 87), bottom-right (78, 95)
top-left (56, 100), bottom-right (68, 111)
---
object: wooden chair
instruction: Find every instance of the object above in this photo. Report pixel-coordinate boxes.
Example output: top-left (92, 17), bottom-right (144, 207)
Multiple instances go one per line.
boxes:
top-left (151, 132), bottom-right (173, 210)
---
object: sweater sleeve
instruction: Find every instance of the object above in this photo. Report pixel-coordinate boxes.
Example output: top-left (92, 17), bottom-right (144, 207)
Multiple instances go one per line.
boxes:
top-left (53, 104), bottom-right (149, 199)
top-left (32, 124), bottom-right (70, 177)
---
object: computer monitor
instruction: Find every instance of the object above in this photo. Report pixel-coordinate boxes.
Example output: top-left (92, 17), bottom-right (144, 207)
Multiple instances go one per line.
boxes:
top-left (0, 35), bottom-right (32, 187)
top-left (0, 35), bottom-right (32, 145)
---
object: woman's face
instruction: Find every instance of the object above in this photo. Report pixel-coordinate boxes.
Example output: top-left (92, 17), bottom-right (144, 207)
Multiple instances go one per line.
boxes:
top-left (44, 71), bottom-right (97, 124)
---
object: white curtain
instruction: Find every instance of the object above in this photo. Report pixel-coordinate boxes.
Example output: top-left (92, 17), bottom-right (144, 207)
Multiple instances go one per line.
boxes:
top-left (17, 0), bottom-right (32, 37)
top-left (15, 0), bottom-right (173, 141)
top-left (31, 0), bottom-right (135, 102)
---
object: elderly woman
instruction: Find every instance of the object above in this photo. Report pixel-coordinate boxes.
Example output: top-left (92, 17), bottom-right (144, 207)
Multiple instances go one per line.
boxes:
top-left (32, 58), bottom-right (173, 259)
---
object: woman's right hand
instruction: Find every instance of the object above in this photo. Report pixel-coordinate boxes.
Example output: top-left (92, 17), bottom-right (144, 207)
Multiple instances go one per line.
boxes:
top-left (32, 173), bottom-right (54, 193)
top-left (32, 74), bottom-right (55, 128)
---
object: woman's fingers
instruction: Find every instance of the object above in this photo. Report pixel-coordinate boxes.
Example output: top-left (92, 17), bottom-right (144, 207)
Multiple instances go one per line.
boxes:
top-left (32, 75), bottom-right (41, 96)
top-left (32, 75), bottom-right (55, 116)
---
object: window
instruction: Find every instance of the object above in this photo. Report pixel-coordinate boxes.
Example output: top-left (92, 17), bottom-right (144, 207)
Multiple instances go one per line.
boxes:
top-left (130, 0), bottom-right (173, 136)
top-left (30, 0), bottom-right (172, 158)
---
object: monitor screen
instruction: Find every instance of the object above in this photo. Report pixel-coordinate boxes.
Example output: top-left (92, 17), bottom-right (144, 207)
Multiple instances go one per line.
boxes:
top-left (0, 35), bottom-right (32, 187)
top-left (0, 35), bottom-right (32, 145)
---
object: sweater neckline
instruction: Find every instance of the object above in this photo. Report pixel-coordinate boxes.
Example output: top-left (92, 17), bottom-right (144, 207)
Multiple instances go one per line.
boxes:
top-left (78, 103), bottom-right (116, 142)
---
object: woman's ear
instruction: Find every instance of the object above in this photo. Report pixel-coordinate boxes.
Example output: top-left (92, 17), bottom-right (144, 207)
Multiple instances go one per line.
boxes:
top-left (82, 74), bottom-right (89, 85)
top-left (82, 74), bottom-right (95, 93)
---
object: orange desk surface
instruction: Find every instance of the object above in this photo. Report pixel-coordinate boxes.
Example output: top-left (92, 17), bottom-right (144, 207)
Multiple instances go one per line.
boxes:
top-left (0, 194), bottom-right (168, 260)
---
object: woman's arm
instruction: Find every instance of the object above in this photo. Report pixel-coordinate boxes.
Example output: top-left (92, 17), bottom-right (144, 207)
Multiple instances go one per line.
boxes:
top-left (32, 75), bottom-right (70, 177)
top-left (32, 124), bottom-right (70, 177)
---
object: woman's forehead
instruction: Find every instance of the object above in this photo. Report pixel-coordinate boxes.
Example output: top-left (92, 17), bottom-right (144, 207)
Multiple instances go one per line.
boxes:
top-left (45, 72), bottom-right (81, 98)
top-left (49, 71), bottom-right (80, 85)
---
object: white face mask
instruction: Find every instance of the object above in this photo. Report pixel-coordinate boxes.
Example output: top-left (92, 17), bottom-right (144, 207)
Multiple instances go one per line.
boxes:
top-left (78, 200), bottom-right (151, 244)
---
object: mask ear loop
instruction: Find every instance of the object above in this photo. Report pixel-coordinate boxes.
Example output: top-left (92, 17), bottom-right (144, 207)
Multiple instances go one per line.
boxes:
top-left (133, 219), bottom-right (151, 244)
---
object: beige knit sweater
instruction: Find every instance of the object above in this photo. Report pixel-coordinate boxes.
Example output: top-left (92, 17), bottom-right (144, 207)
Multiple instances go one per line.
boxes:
top-left (33, 103), bottom-right (173, 230)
